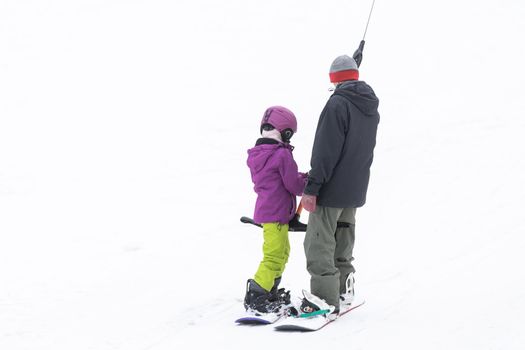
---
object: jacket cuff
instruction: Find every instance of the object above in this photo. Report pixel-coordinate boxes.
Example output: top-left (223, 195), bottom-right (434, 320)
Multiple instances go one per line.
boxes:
top-left (304, 180), bottom-right (322, 196)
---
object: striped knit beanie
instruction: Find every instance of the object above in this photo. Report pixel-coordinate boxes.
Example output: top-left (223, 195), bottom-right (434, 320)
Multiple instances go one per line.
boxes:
top-left (329, 55), bottom-right (359, 83)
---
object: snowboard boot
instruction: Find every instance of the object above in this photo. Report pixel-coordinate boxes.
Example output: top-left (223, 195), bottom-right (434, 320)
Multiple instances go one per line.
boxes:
top-left (340, 273), bottom-right (355, 307)
top-left (243, 279), bottom-right (284, 315)
top-left (299, 290), bottom-right (338, 320)
top-left (269, 277), bottom-right (292, 307)
top-left (270, 277), bottom-right (281, 295)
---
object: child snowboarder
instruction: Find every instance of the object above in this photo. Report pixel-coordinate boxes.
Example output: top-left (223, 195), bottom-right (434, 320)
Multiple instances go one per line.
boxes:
top-left (244, 105), bottom-right (307, 314)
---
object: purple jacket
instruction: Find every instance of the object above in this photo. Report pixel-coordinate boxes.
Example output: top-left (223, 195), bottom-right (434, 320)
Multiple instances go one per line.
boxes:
top-left (247, 138), bottom-right (307, 224)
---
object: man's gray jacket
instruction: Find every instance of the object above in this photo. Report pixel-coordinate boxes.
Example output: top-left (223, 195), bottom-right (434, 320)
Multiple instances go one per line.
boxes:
top-left (305, 80), bottom-right (380, 208)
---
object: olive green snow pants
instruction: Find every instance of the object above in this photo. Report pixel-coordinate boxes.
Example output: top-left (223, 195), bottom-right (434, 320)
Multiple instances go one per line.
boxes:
top-left (254, 223), bottom-right (290, 291)
top-left (304, 205), bottom-right (356, 308)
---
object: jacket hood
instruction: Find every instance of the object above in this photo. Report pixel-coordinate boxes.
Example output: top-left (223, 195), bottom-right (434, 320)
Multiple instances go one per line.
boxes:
top-left (247, 139), bottom-right (282, 173)
top-left (333, 80), bottom-right (379, 117)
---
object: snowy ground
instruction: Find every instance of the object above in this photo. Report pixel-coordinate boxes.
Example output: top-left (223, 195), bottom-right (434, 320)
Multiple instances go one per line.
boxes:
top-left (1, 1), bottom-right (525, 349)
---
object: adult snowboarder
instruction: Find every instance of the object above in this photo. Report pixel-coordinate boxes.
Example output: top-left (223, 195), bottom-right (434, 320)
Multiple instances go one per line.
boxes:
top-left (300, 54), bottom-right (380, 319)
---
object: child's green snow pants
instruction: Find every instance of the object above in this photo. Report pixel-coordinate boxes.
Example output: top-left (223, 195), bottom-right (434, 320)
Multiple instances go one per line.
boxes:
top-left (254, 223), bottom-right (290, 291)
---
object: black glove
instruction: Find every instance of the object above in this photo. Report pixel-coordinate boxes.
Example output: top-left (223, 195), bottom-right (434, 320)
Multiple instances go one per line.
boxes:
top-left (288, 214), bottom-right (307, 232)
top-left (353, 40), bottom-right (365, 68)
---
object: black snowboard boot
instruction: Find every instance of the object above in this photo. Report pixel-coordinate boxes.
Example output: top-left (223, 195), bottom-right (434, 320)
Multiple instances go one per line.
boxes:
top-left (269, 277), bottom-right (291, 307)
top-left (244, 279), bottom-right (283, 314)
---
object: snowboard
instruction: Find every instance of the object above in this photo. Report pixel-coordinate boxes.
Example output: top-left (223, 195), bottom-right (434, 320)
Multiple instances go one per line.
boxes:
top-left (235, 311), bottom-right (283, 325)
top-left (274, 298), bottom-right (365, 332)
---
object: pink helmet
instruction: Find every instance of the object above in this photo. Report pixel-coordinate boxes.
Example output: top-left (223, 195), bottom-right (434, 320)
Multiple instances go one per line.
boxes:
top-left (260, 106), bottom-right (297, 142)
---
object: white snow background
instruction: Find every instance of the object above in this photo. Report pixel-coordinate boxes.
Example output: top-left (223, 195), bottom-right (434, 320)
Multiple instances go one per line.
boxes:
top-left (1, 0), bottom-right (525, 349)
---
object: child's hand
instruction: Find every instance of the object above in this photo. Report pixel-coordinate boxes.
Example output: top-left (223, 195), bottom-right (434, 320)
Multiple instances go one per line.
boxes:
top-left (301, 194), bottom-right (317, 212)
